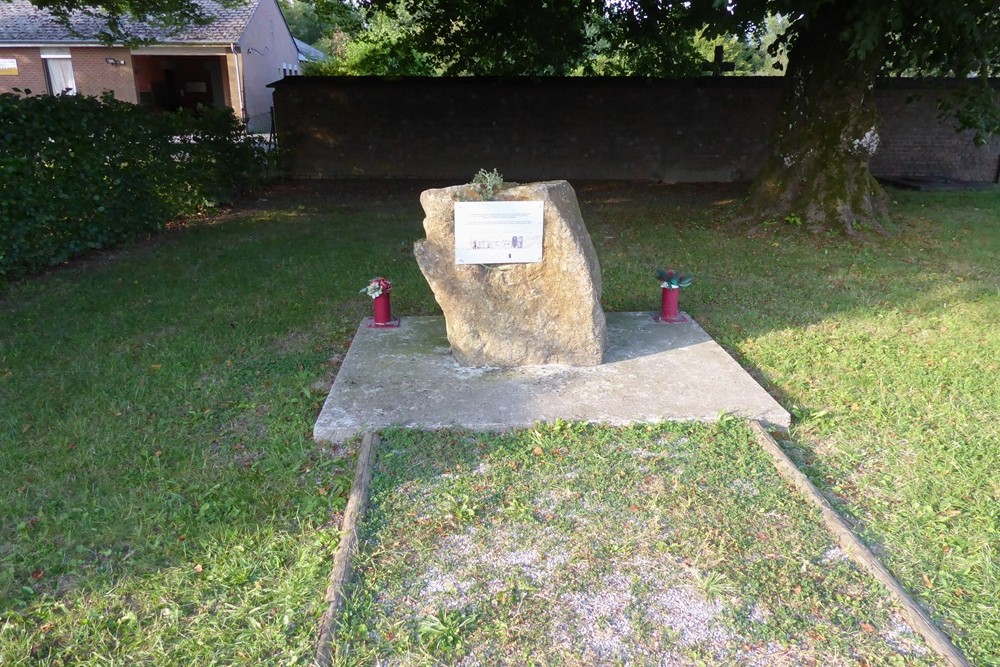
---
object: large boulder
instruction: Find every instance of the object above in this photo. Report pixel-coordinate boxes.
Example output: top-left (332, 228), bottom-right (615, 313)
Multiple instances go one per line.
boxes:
top-left (415, 180), bottom-right (607, 367)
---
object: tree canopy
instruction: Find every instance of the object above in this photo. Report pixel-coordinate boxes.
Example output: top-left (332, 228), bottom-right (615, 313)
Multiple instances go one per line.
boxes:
top-left (354, 0), bottom-right (999, 133)
top-left (351, 0), bottom-right (1000, 232)
top-left (24, 0), bottom-right (1000, 88)
top-left (353, 0), bottom-right (713, 76)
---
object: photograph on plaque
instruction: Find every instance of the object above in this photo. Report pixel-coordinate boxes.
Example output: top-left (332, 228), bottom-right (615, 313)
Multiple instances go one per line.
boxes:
top-left (454, 201), bottom-right (544, 264)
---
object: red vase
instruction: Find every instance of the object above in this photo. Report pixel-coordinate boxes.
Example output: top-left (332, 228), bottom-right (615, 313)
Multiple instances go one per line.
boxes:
top-left (654, 287), bottom-right (688, 323)
top-left (369, 292), bottom-right (399, 328)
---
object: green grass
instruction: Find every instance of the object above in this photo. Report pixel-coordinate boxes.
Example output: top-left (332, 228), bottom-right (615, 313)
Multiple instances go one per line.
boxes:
top-left (580, 183), bottom-right (1000, 665)
top-left (0, 188), bottom-right (433, 664)
top-left (1, 181), bottom-right (997, 664)
top-left (336, 421), bottom-right (940, 665)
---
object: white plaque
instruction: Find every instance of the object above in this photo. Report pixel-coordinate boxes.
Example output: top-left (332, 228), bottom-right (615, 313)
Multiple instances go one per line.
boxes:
top-left (454, 201), bottom-right (544, 264)
top-left (0, 58), bottom-right (17, 76)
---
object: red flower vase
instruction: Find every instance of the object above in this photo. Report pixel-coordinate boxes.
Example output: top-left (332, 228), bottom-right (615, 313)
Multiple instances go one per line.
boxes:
top-left (654, 287), bottom-right (688, 324)
top-left (369, 292), bottom-right (399, 328)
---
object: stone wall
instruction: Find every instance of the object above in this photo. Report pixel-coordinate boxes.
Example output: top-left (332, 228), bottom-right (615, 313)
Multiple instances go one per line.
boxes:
top-left (270, 76), bottom-right (1000, 183)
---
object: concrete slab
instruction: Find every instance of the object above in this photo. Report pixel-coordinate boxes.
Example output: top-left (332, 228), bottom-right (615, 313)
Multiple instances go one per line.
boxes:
top-left (313, 312), bottom-right (790, 443)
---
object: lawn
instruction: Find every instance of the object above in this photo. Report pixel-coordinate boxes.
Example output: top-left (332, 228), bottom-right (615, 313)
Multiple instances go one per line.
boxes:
top-left (1, 180), bottom-right (997, 665)
top-left (335, 422), bottom-right (940, 666)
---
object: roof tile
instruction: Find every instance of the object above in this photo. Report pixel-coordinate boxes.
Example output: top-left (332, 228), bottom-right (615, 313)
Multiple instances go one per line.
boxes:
top-left (0, 0), bottom-right (259, 44)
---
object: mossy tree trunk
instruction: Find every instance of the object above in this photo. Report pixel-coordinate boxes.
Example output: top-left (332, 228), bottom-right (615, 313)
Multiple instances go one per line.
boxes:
top-left (744, 3), bottom-right (889, 235)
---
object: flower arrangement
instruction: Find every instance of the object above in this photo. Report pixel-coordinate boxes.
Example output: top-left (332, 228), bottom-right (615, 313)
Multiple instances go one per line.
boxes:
top-left (655, 268), bottom-right (693, 289)
top-left (360, 276), bottom-right (392, 299)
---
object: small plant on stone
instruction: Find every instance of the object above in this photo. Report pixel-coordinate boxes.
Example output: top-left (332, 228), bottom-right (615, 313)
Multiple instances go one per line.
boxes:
top-left (655, 267), bottom-right (693, 289)
top-left (470, 168), bottom-right (504, 200)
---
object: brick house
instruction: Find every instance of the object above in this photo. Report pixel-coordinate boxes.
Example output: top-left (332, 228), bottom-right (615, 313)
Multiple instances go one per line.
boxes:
top-left (0, 0), bottom-right (300, 131)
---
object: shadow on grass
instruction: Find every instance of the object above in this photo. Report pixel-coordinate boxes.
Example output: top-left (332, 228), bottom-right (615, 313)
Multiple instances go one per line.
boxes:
top-left (2, 179), bottom-right (996, 663)
top-left (0, 199), bottom-right (435, 662)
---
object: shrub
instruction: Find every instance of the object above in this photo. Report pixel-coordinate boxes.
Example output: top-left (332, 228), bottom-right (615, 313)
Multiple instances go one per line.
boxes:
top-left (0, 92), bottom-right (267, 281)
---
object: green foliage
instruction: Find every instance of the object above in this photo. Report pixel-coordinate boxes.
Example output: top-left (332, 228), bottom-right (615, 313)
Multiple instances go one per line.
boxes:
top-left (470, 168), bottom-right (504, 200)
top-left (280, 0), bottom-right (361, 46)
top-left (383, 0), bottom-right (604, 76)
top-left (353, 0), bottom-right (1000, 138)
top-left (590, 1), bottom-right (703, 76)
top-left (417, 608), bottom-right (478, 655)
top-left (304, 6), bottom-right (435, 75)
top-left (695, 0), bottom-right (1000, 137)
top-left (655, 267), bottom-right (693, 288)
top-left (693, 18), bottom-right (789, 77)
top-left (355, 0), bottom-right (744, 77)
top-left (279, 0), bottom-right (328, 46)
top-left (330, 1), bottom-right (784, 77)
top-left (313, 0), bottom-right (365, 34)
top-left (0, 92), bottom-right (266, 281)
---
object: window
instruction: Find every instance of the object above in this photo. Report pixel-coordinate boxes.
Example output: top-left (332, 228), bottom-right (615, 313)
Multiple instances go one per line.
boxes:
top-left (41, 51), bottom-right (76, 95)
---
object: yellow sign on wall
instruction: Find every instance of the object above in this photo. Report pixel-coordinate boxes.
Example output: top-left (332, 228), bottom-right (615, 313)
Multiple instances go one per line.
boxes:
top-left (0, 58), bottom-right (18, 75)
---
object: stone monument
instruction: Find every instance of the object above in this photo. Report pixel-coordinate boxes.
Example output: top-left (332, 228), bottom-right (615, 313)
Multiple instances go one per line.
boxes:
top-left (415, 180), bottom-right (607, 367)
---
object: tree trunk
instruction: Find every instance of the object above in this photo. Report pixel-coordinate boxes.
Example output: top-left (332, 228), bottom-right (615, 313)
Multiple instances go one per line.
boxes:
top-left (744, 3), bottom-right (889, 235)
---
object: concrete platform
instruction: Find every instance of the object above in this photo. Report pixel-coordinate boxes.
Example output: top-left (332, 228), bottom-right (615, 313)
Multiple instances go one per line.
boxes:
top-left (313, 312), bottom-right (790, 443)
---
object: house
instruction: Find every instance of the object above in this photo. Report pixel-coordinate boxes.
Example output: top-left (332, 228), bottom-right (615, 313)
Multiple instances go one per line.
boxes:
top-left (294, 37), bottom-right (325, 65)
top-left (0, 0), bottom-right (300, 132)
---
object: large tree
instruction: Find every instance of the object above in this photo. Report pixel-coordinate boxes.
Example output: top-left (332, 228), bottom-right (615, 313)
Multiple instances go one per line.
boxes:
top-left (686, 0), bottom-right (1000, 233)
top-left (364, 0), bottom-right (1000, 234)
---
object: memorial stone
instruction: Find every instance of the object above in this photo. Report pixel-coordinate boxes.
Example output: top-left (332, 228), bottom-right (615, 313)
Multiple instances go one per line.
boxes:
top-left (415, 180), bottom-right (607, 367)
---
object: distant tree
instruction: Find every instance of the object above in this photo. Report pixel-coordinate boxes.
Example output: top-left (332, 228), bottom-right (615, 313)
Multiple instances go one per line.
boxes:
top-left (693, 14), bottom-right (790, 76)
top-left (279, 0), bottom-right (324, 46)
top-left (375, 0), bottom-right (605, 76)
top-left (310, 0), bottom-right (363, 38)
top-left (581, 2), bottom-right (703, 76)
top-left (304, 5), bottom-right (434, 75)
top-left (279, 0), bottom-right (361, 57)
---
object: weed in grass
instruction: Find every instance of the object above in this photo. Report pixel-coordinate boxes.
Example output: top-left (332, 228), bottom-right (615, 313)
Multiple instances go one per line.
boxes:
top-left (692, 569), bottom-right (735, 602)
top-left (438, 491), bottom-right (481, 528)
top-left (417, 607), bottom-right (479, 656)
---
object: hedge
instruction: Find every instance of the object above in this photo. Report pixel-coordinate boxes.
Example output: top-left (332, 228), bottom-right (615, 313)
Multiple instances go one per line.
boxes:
top-left (0, 92), bottom-right (268, 282)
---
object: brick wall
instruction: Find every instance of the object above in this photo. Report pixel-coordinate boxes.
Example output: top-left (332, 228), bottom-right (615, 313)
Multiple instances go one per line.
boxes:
top-left (0, 46), bottom-right (137, 102)
top-left (271, 76), bottom-right (1000, 183)
top-left (0, 48), bottom-right (48, 96)
top-left (871, 82), bottom-right (997, 182)
top-left (70, 47), bottom-right (137, 103)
